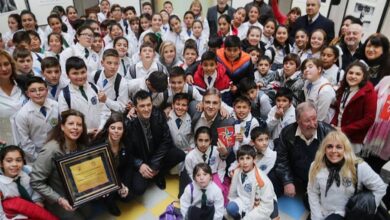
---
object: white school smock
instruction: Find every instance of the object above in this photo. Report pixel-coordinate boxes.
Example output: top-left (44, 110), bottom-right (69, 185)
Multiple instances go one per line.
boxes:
top-left (59, 43), bottom-right (100, 77)
top-left (266, 104), bottom-right (296, 140)
top-left (167, 111), bottom-right (193, 151)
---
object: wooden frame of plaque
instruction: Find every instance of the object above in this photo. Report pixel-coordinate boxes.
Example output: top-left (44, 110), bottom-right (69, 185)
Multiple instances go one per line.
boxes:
top-left (55, 144), bottom-right (120, 207)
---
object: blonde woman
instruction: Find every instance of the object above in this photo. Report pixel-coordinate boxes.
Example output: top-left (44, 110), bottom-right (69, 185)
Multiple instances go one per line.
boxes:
top-left (307, 131), bottom-right (387, 220)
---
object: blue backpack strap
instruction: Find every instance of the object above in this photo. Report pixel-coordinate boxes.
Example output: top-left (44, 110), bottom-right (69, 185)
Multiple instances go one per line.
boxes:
top-left (63, 85), bottom-right (71, 108)
top-left (113, 74), bottom-right (122, 101)
top-left (35, 52), bottom-right (43, 63)
top-left (190, 183), bottom-right (194, 204)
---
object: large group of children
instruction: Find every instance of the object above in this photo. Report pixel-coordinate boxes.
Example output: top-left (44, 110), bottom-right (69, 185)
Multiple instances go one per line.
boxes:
top-left (0, 0), bottom-right (390, 219)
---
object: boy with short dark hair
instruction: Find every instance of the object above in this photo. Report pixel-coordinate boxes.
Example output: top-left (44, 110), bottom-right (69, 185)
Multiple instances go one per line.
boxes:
top-left (14, 76), bottom-right (58, 163)
top-left (163, 1), bottom-right (174, 15)
top-left (41, 57), bottom-right (68, 100)
top-left (250, 127), bottom-right (276, 174)
top-left (193, 51), bottom-right (232, 105)
top-left (207, 36), bottom-right (223, 53)
top-left (227, 145), bottom-right (277, 219)
top-left (12, 31), bottom-right (42, 75)
top-left (142, 2), bottom-right (153, 15)
top-left (58, 56), bottom-right (110, 135)
top-left (216, 35), bottom-right (254, 93)
top-left (238, 77), bottom-right (272, 122)
top-left (232, 96), bottom-right (259, 153)
top-left (124, 6), bottom-right (137, 20)
top-left (266, 87), bottom-right (296, 140)
top-left (254, 56), bottom-right (277, 89)
top-left (13, 48), bottom-right (35, 76)
top-left (93, 49), bottom-right (129, 113)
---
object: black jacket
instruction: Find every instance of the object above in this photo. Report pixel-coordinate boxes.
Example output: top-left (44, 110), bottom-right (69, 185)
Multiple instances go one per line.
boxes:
top-left (207, 5), bottom-right (235, 38)
top-left (124, 108), bottom-right (174, 171)
top-left (274, 121), bottom-right (334, 186)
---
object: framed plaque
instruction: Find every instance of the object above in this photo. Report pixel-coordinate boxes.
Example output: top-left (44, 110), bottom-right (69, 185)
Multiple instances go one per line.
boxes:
top-left (55, 144), bottom-right (120, 207)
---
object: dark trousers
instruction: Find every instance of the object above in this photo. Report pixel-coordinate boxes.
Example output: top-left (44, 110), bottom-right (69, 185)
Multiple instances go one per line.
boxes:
top-left (325, 214), bottom-right (344, 220)
top-left (131, 147), bottom-right (185, 195)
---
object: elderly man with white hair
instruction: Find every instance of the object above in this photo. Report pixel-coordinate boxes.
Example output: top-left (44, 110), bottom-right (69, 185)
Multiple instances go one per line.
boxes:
top-left (289, 0), bottom-right (335, 44)
top-left (339, 22), bottom-right (365, 70)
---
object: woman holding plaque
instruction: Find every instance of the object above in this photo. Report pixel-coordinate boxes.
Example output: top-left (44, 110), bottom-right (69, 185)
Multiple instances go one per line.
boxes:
top-left (91, 113), bottom-right (132, 216)
top-left (30, 110), bottom-right (92, 220)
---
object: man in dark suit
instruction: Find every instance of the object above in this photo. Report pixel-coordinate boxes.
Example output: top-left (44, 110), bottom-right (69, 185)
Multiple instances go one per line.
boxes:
top-left (206, 0), bottom-right (235, 38)
top-left (125, 90), bottom-right (185, 195)
top-left (289, 0), bottom-right (335, 44)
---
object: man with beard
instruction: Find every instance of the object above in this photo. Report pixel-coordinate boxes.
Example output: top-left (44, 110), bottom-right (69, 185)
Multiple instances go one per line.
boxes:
top-left (270, 102), bottom-right (333, 197)
top-left (340, 22), bottom-right (364, 70)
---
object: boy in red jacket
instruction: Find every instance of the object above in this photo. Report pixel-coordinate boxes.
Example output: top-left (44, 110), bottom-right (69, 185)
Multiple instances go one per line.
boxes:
top-left (193, 51), bottom-right (233, 105)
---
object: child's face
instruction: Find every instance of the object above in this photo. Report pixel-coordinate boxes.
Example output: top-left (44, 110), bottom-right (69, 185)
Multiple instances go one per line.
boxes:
top-left (238, 154), bottom-right (255, 173)
top-left (257, 60), bottom-right (270, 75)
top-left (160, 11), bottom-right (169, 23)
top-left (253, 134), bottom-right (269, 153)
top-left (43, 66), bottom-right (61, 85)
top-left (276, 96), bottom-right (291, 112)
top-left (218, 18), bottom-right (229, 35)
top-left (192, 22), bottom-right (203, 38)
top-left (140, 18), bottom-right (151, 31)
top-left (27, 82), bottom-right (48, 105)
top-left (108, 121), bottom-right (124, 143)
top-left (114, 39), bottom-right (128, 57)
top-left (163, 46), bottom-right (176, 64)
top-left (201, 60), bottom-right (217, 76)
top-left (142, 5), bottom-right (153, 15)
top-left (68, 68), bottom-right (87, 86)
top-left (233, 9), bottom-right (246, 25)
top-left (346, 65), bottom-right (364, 87)
top-left (29, 35), bottom-right (41, 53)
top-left (109, 26), bottom-right (123, 39)
top-left (125, 10), bottom-right (136, 20)
top-left (49, 36), bottom-right (62, 54)
top-left (295, 30), bottom-right (308, 49)
top-left (303, 61), bottom-right (321, 82)
top-left (8, 17), bottom-right (19, 32)
top-left (288, 12), bottom-right (300, 23)
top-left (173, 98), bottom-right (189, 118)
top-left (16, 57), bottom-right (33, 74)
top-left (248, 29), bottom-right (261, 46)
top-left (248, 7), bottom-right (259, 23)
top-left (234, 101), bottom-right (251, 120)
top-left (170, 18), bottom-right (182, 34)
top-left (88, 13), bottom-right (98, 21)
top-left (130, 21), bottom-right (140, 33)
top-left (111, 7), bottom-right (122, 21)
top-left (92, 37), bottom-right (103, 53)
top-left (1, 150), bottom-right (24, 178)
top-left (225, 47), bottom-right (240, 62)
top-left (275, 27), bottom-right (288, 44)
top-left (169, 75), bottom-right (185, 93)
top-left (151, 15), bottom-right (162, 31)
top-left (164, 4), bottom-right (173, 15)
top-left (249, 50), bottom-right (260, 64)
top-left (77, 29), bottom-right (94, 48)
top-left (310, 31), bottom-right (325, 51)
top-left (283, 60), bottom-right (297, 76)
top-left (196, 133), bottom-right (211, 153)
top-left (321, 48), bottom-right (336, 69)
top-left (67, 8), bottom-right (78, 21)
top-left (100, 1), bottom-right (110, 12)
top-left (184, 14), bottom-right (194, 29)
top-left (101, 56), bottom-right (120, 78)
top-left (140, 46), bottom-right (155, 62)
top-left (90, 23), bottom-right (101, 34)
top-left (49, 18), bottom-right (62, 34)
top-left (247, 88), bottom-right (258, 101)
top-left (184, 49), bottom-right (197, 66)
top-left (264, 22), bottom-right (275, 37)
top-left (195, 169), bottom-right (212, 189)
top-left (21, 14), bottom-right (36, 31)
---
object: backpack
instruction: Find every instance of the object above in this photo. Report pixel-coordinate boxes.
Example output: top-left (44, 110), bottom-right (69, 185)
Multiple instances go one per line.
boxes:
top-left (93, 70), bottom-right (122, 101)
top-left (159, 201), bottom-right (183, 220)
top-left (62, 82), bottom-right (98, 108)
top-left (127, 63), bottom-right (164, 79)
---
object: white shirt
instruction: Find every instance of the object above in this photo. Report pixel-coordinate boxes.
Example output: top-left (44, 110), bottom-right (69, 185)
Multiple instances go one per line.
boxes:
top-left (166, 83), bottom-right (203, 105)
top-left (323, 64), bottom-right (344, 87)
top-left (232, 113), bottom-right (259, 153)
top-left (14, 99), bottom-right (58, 162)
top-left (127, 61), bottom-right (160, 80)
top-left (46, 77), bottom-right (69, 101)
top-left (267, 104), bottom-right (296, 140)
top-left (58, 82), bottom-right (110, 130)
top-left (304, 76), bottom-right (336, 122)
top-left (167, 111), bottom-right (193, 151)
top-left (241, 21), bottom-right (263, 40)
top-left (127, 77), bottom-right (164, 107)
top-left (59, 43), bottom-right (100, 78)
top-left (118, 56), bottom-right (132, 78)
top-left (190, 35), bottom-right (208, 57)
top-left (185, 146), bottom-right (226, 183)
top-left (93, 71), bottom-right (129, 113)
top-left (162, 30), bottom-right (189, 61)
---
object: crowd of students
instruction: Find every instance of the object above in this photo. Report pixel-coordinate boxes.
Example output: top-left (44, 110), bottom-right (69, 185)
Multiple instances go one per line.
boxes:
top-left (0, 0), bottom-right (390, 219)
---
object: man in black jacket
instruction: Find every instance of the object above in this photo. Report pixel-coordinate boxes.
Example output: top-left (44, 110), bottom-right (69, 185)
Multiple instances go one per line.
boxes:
top-left (244, 0), bottom-right (274, 25)
top-left (125, 90), bottom-right (185, 195)
top-left (206, 0), bottom-right (235, 38)
top-left (271, 102), bottom-right (333, 197)
top-left (289, 0), bottom-right (334, 44)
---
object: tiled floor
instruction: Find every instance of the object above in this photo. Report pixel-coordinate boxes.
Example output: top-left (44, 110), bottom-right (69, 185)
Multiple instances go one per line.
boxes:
top-left (97, 175), bottom-right (309, 220)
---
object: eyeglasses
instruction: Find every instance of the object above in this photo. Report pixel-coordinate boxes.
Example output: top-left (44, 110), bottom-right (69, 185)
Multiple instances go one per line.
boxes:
top-left (80, 33), bottom-right (94, 38)
top-left (28, 88), bottom-right (47, 94)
